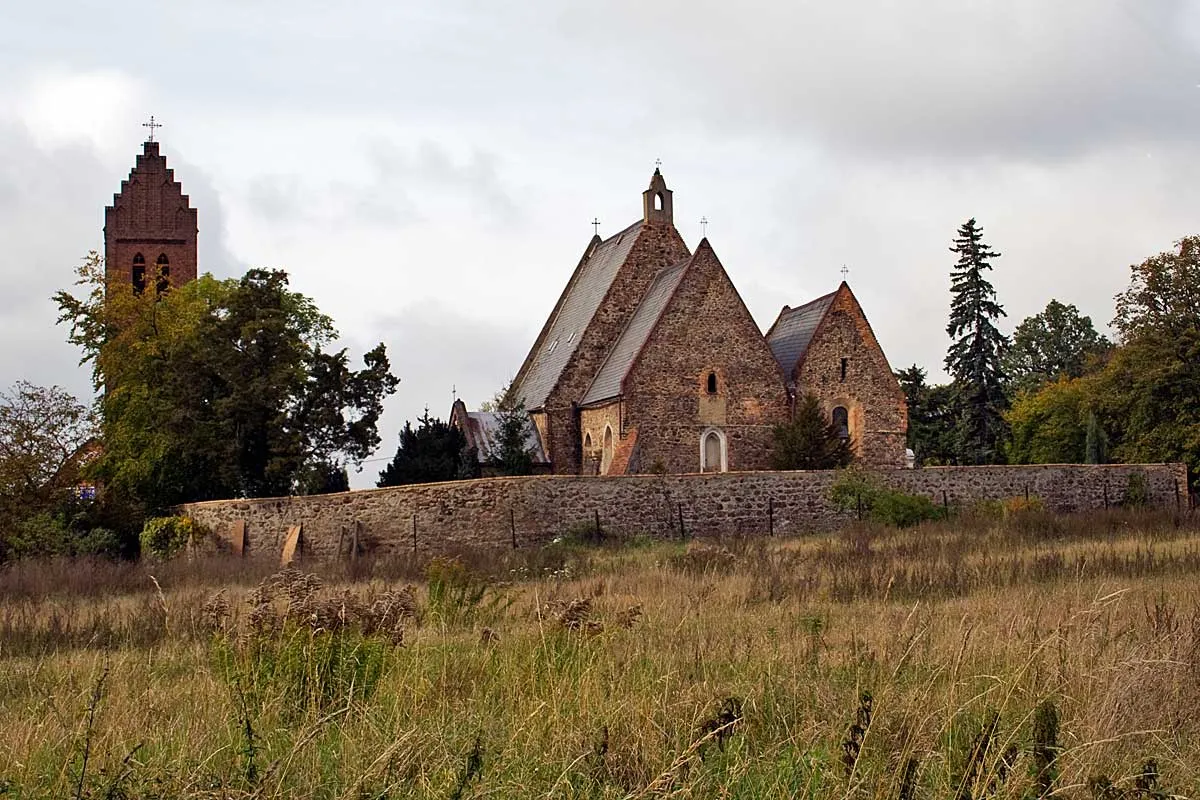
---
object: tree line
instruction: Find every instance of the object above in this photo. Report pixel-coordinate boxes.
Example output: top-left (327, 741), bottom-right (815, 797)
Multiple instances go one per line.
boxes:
top-left (900, 220), bottom-right (1200, 487)
top-left (2, 223), bottom-right (1197, 560)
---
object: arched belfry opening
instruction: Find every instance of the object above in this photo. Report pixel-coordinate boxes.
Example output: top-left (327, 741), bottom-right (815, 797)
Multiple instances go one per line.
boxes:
top-left (642, 167), bottom-right (674, 226)
top-left (132, 253), bottom-right (146, 294)
top-left (156, 253), bottom-right (170, 293)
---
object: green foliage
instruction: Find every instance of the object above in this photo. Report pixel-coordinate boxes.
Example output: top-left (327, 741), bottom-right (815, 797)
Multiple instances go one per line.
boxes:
top-left (377, 409), bottom-right (473, 487)
top-left (896, 365), bottom-right (960, 465)
top-left (425, 556), bottom-right (508, 624)
top-left (945, 219), bottom-right (1010, 464)
top-left (0, 381), bottom-right (96, 557)
top-left (1085, 411), bottom-right (1108, 464)
top-left (828, 468), bottom-right (944, 528)
top-left (493, 383), bottom-right (534, 476)
top-left (1005, 299), bottom-right (1110, 393)
top-left (139, 516), bottom-right (196, 560)
top-left (771, 392), bottom-right (854, 470)
top-left (212, 626), bottom-right (388, 722)
top-left (54, 258), bottom-right (399, 510)
top-left (1123, 472), bottom-right (1150, 508)
top-left (1005, 377), bottom-right (1092, 464)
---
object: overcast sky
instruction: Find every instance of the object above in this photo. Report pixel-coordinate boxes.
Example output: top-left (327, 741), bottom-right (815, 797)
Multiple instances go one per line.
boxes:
top-left (4, 0), bottom-right (1200, 487)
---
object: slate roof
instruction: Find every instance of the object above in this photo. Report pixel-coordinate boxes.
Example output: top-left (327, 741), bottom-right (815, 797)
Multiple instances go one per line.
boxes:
top-left (765, 289), bottom-right (838, 377)
top-left (581, 257), bottom-right (691, 406)
top-left (512, 221), bottom-right (643, 410)
top-left (459, 410), bottom-right (549, 464)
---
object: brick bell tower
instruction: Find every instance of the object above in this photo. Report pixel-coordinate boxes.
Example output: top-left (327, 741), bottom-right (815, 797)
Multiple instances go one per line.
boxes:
top-left (104, 119), bottom-right (198, 294)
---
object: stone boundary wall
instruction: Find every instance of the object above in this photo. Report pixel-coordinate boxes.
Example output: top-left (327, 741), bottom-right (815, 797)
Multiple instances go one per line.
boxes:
top-left (179, 463), bottom-right (1190, 561)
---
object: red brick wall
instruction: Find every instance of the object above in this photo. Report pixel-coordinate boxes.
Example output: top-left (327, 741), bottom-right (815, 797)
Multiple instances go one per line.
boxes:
top-left (104, 142), bottom-right (198, 292)
top-left (622, 242), bottom-right (789, 473)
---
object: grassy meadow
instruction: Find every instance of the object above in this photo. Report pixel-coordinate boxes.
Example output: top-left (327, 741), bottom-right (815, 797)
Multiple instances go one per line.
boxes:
top-left (2, 509), bottom-right (1200, 798)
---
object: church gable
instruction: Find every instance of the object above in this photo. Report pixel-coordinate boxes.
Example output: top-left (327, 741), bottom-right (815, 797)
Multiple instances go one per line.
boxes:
top-left (509, 170), bottom-right (691, 474)
top-left (617, 240), bottom-right (788, 473)
top-left (783, 283), bottom-right (908, 466)
top-left (104, 140), bottom-right (198, 292)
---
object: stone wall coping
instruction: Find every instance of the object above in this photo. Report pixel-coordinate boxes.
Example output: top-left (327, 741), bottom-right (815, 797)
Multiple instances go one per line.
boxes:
top-left (178, 461), bottom-right (1189, 510)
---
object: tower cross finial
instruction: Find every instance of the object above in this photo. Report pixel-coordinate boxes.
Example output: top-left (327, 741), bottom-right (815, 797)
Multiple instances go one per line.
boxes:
top-left (592, 217), bottom-right (601, 235)
top-left (655, 158), bottom-right (662, 169)
top-left (142, 115), bottom-right (162, 142)
top-left (700, 216), bottom-right (709, 237)
top-left (840, 264), bottom-right (850, 280)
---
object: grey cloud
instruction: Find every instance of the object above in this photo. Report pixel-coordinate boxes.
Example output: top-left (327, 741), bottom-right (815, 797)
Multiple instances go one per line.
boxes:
top-left (348, 302), bottom-right (531, 487)
top-left (555, 0), bottom-right (1200, 159)
top-left (246, 140), bottom-right (520, 230)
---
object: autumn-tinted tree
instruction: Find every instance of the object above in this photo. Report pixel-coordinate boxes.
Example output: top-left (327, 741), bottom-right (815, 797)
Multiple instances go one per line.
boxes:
top-left (1005, 299), bottom-right (1110, 393)
top-left (1005, 377), bottom-right (1093, 465)
top-left (55, 255), bottom-right (399, 511)
top-left (1099, 236), bottom-right (1200, 482)
top-left (378, 410), bottom-right (474, 486)
top-left (945, 219), bottom-right (1010, 464)
top-left (772, 392), bottom-right (854, 470)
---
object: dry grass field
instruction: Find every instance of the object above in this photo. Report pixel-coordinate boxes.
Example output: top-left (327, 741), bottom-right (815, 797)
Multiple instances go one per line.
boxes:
top-left (2, 509), bottom-right (1200, 798)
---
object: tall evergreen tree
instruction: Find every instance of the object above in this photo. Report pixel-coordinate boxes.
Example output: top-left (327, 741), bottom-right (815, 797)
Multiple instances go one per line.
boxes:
top-left (895, 365), bottom-right (959, 466)
top-left (945, 219), bottom-right (1010, 464)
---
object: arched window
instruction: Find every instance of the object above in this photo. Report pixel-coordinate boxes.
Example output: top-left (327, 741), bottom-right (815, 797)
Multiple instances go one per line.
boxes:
top-left (583, 432), bottom-right (592, 452)
top-left (156, 254), bottom-right (170, 293)
top-left (132, 253), bottom-right (146, 294)
top-left (706, 372), bottom-right (718, 395)
top-left (832, 406), bottom-right (850, 439)
top-left (600, 426), bottom-right (614, 474)
top-left (700, 428), bottom-right (727, 473)
top-left (654, 192), bottom-right (664, 210)
top-left (840, 357), bottom-right (848, 382)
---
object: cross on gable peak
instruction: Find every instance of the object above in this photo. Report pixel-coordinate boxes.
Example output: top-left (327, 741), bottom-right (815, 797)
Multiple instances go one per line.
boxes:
top-left (142, 115), bottom-right (162, 143)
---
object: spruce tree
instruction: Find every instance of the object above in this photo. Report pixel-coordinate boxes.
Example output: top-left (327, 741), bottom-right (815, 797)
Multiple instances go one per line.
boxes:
top-left (945, 219), bottom-right (1010, 464)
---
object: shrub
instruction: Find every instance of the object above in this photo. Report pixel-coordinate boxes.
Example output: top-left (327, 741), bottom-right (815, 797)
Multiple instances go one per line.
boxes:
top-left (426, 556), bottom-right (507, 624)
top-left (1123, 472), bottom-right (1150, 507)
top-left (74, 527), bottom-right (125, 560)
top-left (140, 516), bottom-right (197, 560)
top-left (829, 468), bottom-right (944, 528)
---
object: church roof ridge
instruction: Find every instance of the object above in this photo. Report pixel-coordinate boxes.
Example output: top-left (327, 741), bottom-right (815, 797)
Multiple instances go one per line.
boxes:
top-left (580, 250), bottom-right (697, 407)
top-left (764, 286), bottom-right (841, 376)
top-left (509, 219), bottom-right (646, 410)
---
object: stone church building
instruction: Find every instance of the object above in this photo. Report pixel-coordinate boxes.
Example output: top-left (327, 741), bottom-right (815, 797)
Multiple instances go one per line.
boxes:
top-left (480, 169), bottom-right (908, 475)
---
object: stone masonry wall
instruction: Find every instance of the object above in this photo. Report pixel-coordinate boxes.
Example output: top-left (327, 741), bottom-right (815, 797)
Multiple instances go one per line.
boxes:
top-left (180, 463), bottom-right (1189, 561)
top-left (541, 222), bottom-right (691, 474)
top-left (623, 242), bottom-right (789, 474)
top-left (794, 286), bottom-right (908, 467)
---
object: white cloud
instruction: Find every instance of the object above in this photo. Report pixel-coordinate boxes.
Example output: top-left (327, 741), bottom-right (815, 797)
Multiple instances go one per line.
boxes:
top-left (14, 68), bottom-right (146, 154)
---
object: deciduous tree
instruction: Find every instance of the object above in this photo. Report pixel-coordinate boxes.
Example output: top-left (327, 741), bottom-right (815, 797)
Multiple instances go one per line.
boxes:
top-left (1005, 299), bottom-right (1110, 393)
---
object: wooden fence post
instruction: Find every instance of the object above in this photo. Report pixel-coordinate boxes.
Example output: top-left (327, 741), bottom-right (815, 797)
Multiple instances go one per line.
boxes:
top-left (412, 514), bottom-right (417, 555)
top-left (768, 497), bottom-right (774, 537)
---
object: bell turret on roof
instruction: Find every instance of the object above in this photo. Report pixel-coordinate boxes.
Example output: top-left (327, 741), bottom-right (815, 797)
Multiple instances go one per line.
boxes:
top-left (642, 166), bottom-right (674, 226)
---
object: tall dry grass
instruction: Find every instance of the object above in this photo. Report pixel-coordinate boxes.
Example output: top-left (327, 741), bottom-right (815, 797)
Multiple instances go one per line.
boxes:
top-left (1, 509), bottom-right (1199, 798)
